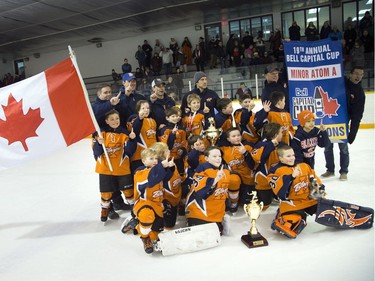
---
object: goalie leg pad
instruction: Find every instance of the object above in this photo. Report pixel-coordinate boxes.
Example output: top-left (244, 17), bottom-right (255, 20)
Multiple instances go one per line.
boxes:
top-left (154, 223), bottom-right (221, 256)
top-left (315, 198), bottom-right (374, 229)
top-left (271, 213), bottom-right (306, 239)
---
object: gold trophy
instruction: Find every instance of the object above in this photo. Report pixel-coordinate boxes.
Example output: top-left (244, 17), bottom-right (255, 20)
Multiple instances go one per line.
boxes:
top-left (203, 117), bottom-right (222, 146)
top-left (241, 191), bottom-right (268, 248)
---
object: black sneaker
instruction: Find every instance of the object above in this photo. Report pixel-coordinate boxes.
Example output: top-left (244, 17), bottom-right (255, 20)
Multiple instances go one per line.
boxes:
top-left (113, 203), bottom-right (132, 211)
top-left (108, 204), bottom-right (120, 220)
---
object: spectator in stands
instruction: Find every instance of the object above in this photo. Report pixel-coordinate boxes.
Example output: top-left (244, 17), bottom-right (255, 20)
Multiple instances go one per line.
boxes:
top-left (305, 22), bottom-right (319, 41)
top-left (142, 40), bottom-right (153, 69)
top-left (328, 26), bottom-right (342, 41)
top-left (151, 53), bottom-right (162, 76)
top-left (121, 58), bottom-right (132, 74)
top-left (181, 37), bottom-right (193, 65)
top-left (217, 41), bottom-right (227, 74)
top-left (193, 44), bottom-right (205, 72)
top-left (174, 68), bottom-right (184, 100)
top-left (350, 40), bottom-right (365, 68)
top-left (165, 76), bottom-right (178, 98)
top-left (112, 69), bottom-right (121, 82)
top-left (360, 29), bottom-right (374, 68)
top-left (359, 11), bottom-right (373, 33)
top-left (208, 36), bottom-right (219, 69)
top-left (160, 47), bottom-right (174, 76)
top-left (344, 24), bottom-right (357, 55)
top-left (135, 45), bottom-right (147, 72)
top-left (289, 21), bottom-right (301, 40)
top-left (169, 38), bottom-right (179, 66)
top-left (175, 47), bottom-right (187, 72)
top-left (153, 39), bottom-right (164, 56)
top-left (320, 21), bottom-right (331, 39)
top-left (231, 40), bottom-right (242, 67)
top-left (242, 31), bottom-right (253, 49)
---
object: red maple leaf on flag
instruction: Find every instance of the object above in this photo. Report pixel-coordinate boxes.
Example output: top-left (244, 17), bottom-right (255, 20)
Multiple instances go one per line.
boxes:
top-left (0, 93), bottom-right (44, 151)
top-left (319, 86), bottom-right (340, 118)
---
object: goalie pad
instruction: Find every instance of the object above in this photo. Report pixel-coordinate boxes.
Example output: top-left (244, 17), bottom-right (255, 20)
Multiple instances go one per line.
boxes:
top-left (315, 198), bottom-right (374, 229)
top-left (154, 223), bottom-right (221, 256)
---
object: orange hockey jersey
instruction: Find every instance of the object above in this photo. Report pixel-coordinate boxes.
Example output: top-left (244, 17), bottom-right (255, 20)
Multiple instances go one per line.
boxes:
top-left (127, 115), bottom-right (157, 162)
top-left (185, 163), bottom-right (230, 223)
top-left (181, 110), bottom-right (210, 137)
top-left (267, 162), bottom-right (322, 215)
top-left (267, 110), bottom-right (295, 145)
top-left (220, 143), bottom-right (255, 185)
top-left (163, 165), bottom-right (182, 207)
top-left (158, 123), bottom-right (187, 160)
top-left (93, 126), bottom-right (136, 176)
top-left (133, 163), bottom-right (173, 218)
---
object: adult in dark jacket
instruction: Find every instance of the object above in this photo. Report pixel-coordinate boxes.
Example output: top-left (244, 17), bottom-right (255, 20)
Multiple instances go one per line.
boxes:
top-left (288, 21), bottom-right (301, 41)
top-left (148, 78), bottom-right (176, 129)
top-left (180, 71), bottom-right (220, 117)
top-left (118, 73), bottom-right (146, 127)
top-left (261, 64), bottom-right (289, 112)
top-left (321, 66), bottom-right (365, 181)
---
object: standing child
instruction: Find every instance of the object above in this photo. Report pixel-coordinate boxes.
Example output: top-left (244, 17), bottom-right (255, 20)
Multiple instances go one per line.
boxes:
top-left (185, 146), bottom-right (238, 234)
top-left (251, 122), bottom-right (284, 209)
top-left (266, 91), bottom-right (294, 145)
top-left (93, 109), bottom-right (137, 222)
top-left (267, 145), bottom-right (325, 239)
top-left (181, 93), bottom-right (211, 138)
top-left (127, 100), bottom-right (157, 172)
top-left (132, 148), bottom-right (175, 254)
top-left (158, 106), bottom-right (188, 176)
top-left (291, 110), bottom-right (330, 169)
top-left (220, 127), bottom-right (254, 206)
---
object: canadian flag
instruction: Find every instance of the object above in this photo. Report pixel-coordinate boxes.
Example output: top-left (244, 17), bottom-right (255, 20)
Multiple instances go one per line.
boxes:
top-left (0, 58), bottom-right (96, 170)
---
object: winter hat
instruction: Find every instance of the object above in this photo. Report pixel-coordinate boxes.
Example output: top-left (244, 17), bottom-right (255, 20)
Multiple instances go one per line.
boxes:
top-left (194, 71), bottom-right (207, 84)
top-left (298, 110), bottom-right (315, 127)
top-left (264, 64), bottom-right (279, 74)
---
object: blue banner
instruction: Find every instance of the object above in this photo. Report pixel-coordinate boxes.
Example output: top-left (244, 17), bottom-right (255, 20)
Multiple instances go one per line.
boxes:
top-left (284, 38), bottom-right (348, 142)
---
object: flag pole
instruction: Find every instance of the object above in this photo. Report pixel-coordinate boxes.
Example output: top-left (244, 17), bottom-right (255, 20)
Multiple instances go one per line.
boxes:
top-left (68, 46), bottom-right (113, 172)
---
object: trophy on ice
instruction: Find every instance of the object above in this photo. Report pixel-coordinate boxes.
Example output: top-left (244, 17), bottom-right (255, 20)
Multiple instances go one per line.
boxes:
top-left (241, 191), bottom-right (269, 248)
top-left (203, 117), bottom-right (222, 146)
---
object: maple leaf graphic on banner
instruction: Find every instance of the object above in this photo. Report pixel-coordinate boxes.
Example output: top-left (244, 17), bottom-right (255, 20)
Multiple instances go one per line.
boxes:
top-left (319, 86), bottom-right (340, 118)
top-left (0, 93), bottom-right (44, 151)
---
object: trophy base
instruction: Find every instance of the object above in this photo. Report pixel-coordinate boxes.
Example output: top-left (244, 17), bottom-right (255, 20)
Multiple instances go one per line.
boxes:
top-left (241, 232), bottom-right (268, 248)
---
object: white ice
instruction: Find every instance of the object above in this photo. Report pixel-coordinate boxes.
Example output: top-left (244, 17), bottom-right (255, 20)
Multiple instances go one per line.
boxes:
top-left (0, 130), bottom-right (374, 281)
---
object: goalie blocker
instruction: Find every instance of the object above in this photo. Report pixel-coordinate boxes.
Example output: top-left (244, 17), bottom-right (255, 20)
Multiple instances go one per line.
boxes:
top-left (315, 198), bottom-right (373, 229)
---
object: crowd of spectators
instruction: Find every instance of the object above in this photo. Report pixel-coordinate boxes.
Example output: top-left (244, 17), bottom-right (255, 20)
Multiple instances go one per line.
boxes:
top-left (0, 72), bottom-right (25, 88)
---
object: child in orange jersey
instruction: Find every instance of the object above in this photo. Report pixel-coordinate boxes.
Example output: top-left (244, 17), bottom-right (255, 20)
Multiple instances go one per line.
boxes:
top-left (181, 93), bottom-right (211, 138)
top-left (127, 100), bottom-right (157, 172)
top-left (93, 109), bottom-right (137, 222)
top-left (251, 122), bottom-right (284, 209)
top-left (132, 148), bottom-right (175, 254)
top-left (158, 106), bottom-right (188, 176)
top-left (267, 145), bottom-right (325, 239)
top-left (266, 91), bottom-right (294, 145)
top-left (220, 127), bottom-right (255, 206)
top-left (185, 146), bottom-right (239, 234)
top-left (150, 142), bottom-right (182, 229)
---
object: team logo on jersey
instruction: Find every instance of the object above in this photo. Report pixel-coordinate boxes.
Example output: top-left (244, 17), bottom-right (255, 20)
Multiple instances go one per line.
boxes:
top-left (317, 206), bottom-right (372, 228)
